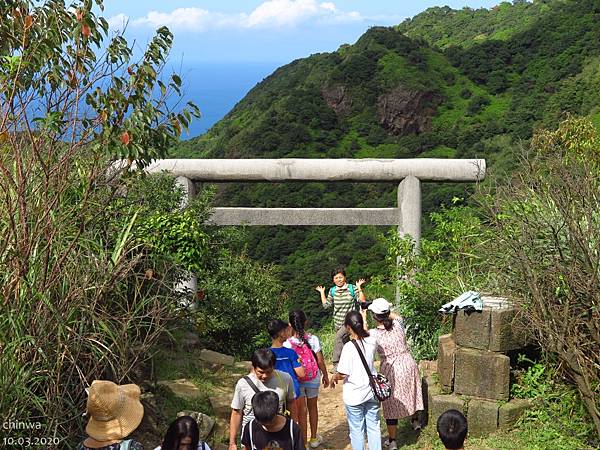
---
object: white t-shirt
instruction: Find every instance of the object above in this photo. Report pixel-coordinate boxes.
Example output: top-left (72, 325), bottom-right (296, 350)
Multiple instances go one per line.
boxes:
top-left (336, 336), bottom-right (377, 406)
top-left (283, 334), bottom-right (321, 353)
top-left (230, 371), bottom-right (296, 429)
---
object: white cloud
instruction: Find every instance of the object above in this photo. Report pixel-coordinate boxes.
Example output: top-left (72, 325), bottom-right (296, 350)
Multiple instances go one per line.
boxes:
top-left (244, 0), bottom-right (363, 28)
top-left (108, 1), bottom-right (363, 33)
top-left (107, 13), bottom-right (129, 31)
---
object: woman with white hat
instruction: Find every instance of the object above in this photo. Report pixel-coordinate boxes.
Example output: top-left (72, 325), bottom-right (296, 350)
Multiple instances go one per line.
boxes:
top-left (367, 298), bottom-right (423, 450)
top-left (76, 380), bottom-right (145, 450)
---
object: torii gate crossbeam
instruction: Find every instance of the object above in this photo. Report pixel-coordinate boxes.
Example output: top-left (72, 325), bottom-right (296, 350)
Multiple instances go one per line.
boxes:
top-left (145, 158), bottom-right (486, 299)
top-left (147, 158), bottom-right (485, 242)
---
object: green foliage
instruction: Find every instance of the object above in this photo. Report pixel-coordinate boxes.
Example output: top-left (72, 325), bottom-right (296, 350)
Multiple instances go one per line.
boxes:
top-left (397, 2), bottom-right (546, 49)
top-left (137, 205), bottom-right (210, 274)
top-left (466, 94), bottom-right (491, 115)
top-left (0, 0), bottom-right (202, 443)
top-left (383, 204), bottom-right (494, 359)
top-left (511, 356), bottom-right (596, 449)
top-left (196, 248), bottom-right (285, 358)
top-left (0, 1), bottom-right (199, 168)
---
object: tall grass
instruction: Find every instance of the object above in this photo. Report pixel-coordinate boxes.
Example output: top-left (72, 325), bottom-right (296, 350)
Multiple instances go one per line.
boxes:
top-left (0, 145), bottom-right (183, 445)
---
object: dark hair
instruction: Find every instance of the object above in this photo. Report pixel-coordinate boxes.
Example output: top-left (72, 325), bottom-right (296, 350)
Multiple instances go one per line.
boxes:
top-left (373, 311), bottom-right (394, 331)
top-left (331, 267), bottom-right (346, 279)
top-left (437, 409), bottom-right (467, 449)
top-left (251, 348), bottom-right (276, 370)
top-left (289, 310), bottom-right (312, 351)
top-left (161, 415), bottom-right (199, 450)
top-left (252, 390), bottom-right (279, 424)
top-left (344, 311), bottom-right (369, 339)
top-left (267, 319), bottom-right (289, 339)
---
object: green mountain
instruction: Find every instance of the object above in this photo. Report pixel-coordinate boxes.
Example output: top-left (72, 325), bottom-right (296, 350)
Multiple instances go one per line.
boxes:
top-left (173, 0), bottom-right (600, 322)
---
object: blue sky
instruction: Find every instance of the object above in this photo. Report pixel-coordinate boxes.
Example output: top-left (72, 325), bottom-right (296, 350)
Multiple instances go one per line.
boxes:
top-left (103, 0), bottom-right (502, 64)
top-left (98, 0), bottom-right (504, 136)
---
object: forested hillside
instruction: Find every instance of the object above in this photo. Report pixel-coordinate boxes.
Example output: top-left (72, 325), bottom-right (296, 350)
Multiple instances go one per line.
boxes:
top-left (172, 0), bottom-right (600, 322)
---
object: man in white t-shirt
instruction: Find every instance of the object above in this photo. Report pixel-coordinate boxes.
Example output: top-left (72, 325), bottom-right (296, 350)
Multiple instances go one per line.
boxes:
top-left (229, 349), bottom-right (296, 450)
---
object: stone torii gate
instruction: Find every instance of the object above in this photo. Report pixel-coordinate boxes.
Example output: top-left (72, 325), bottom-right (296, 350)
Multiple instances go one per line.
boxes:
top-left (145, 158), bottom-right (486, 296)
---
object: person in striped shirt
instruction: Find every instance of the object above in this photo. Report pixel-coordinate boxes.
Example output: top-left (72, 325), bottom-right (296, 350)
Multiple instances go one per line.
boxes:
top-left (316, 267), bottom-right (366, 373)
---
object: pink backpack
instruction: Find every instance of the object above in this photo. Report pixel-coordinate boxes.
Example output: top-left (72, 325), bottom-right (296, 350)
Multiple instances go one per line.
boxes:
top-left (289, 335), bottom-right (319, 382)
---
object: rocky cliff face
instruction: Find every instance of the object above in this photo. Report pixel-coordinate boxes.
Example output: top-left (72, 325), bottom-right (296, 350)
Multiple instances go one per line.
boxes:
top-left (321, 84), bottom-right (352, 116)
top-left (322, 83), bottom-right (441, 136)
top-left (377, 86), bottom-right (441, 135)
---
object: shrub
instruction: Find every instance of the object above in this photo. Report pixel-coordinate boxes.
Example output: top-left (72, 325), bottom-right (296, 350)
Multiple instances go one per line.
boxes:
top-left (511, 355), bottom-right (596, 448)
top-left (0, 0), bottom-right (199, 443)
top-left (383, 203), bottom-right (494, 359)
top-left (196, 249), bottom-right (285, 358)
top-left (487, 116), bottom-right (600, 436)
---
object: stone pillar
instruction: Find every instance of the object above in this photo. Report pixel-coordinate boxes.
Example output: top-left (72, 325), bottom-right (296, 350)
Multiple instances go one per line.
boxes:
top-left (429, 298), bottom-right (532, 436)
top-left (176, 176), bottom-right (195, 208)
top-left (396, 176), bottom-right (421, 303)
top-left (397, 175), bottom-right (421, 249)
top-left (174, 176), bottom-right (197, 308)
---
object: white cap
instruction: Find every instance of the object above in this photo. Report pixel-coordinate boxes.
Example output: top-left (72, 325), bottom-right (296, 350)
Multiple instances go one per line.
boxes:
top-left (367, 298), bottom-right (392, 314)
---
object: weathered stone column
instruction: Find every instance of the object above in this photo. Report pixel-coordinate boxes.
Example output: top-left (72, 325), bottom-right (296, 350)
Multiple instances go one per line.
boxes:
top-left (396, 175), bottom-right (422, 304)
top-left (174, 176), bottom-right (197, 308)
top-left (397, 175), bottom-right (422, 248)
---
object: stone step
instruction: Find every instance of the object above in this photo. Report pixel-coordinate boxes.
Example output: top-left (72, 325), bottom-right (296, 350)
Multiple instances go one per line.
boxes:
top-left (430, 394), bottom-right (532, 438)
top-left (157, 379), bottom-right (204, 400)
top-left (454, 348), bottom-right (510, 401)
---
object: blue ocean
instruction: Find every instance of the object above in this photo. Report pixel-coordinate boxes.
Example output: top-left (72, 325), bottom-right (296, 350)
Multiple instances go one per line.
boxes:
top-left (176, 61), bottom-right (284, 139)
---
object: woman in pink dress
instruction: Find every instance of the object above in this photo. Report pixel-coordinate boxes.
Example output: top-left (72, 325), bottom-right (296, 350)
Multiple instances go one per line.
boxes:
top-left (367, 298), bottom-right (423, 450)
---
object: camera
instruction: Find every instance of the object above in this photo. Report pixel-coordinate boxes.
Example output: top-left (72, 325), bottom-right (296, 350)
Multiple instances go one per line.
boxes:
top-left (360, 300), bottom-right (373, 310)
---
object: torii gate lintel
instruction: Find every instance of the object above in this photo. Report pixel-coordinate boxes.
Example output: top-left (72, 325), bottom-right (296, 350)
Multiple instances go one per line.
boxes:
top-left (150, 158), bottom-right (485, 299)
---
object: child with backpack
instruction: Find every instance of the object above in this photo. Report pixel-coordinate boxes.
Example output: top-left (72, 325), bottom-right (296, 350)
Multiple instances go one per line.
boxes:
top-left (316, 267), bottom-right (366, 372)
top-left (284, 310), bottom-right (329, 449)
top-left (268, 319), bottom-right (305, 423)
top-left (241, 391), bottom-right (304, 450)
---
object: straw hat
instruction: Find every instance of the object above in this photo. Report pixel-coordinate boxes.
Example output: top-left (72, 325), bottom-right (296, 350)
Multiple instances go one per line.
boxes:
top-left (85, 380), bottom-right (144, 442)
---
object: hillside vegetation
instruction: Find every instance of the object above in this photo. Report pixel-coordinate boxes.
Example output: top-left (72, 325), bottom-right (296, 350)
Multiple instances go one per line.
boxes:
top-left (172, 0), bottom-right (600, 321)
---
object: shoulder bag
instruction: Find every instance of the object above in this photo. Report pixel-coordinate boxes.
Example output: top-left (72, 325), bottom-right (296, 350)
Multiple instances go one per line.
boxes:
top-left (351, 340), bottom-right (392, 401)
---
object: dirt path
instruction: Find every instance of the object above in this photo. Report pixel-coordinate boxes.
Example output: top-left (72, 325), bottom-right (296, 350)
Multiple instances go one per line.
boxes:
top-left (210, 363), bottom-right (354, 449)
top-left (314, 381), bottom-right (352, 449)
top-left (209, 358), bottom-right (427, 449)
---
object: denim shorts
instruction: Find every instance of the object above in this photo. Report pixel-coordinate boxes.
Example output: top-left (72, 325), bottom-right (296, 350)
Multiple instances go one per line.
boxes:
top-left (298, 371), bottom-right (321, 398)
top-left (298, 384), bottom-right (320, 399)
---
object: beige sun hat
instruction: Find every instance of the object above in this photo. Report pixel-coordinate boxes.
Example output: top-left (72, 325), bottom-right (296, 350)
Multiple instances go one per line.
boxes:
top-left (85, 380), bottom-right (144, 442)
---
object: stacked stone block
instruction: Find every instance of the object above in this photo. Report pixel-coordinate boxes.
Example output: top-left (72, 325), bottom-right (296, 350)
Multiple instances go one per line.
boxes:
top-left (427, 297), bottom-right (531, 436)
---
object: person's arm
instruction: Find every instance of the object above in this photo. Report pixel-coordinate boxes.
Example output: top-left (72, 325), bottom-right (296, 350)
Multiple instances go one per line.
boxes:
top-left (316, 350), bottom-right (329, 387)
top-left (282, 372), bottom-right (297, 421)
top-left (356, 278), bottom-right (366, 303)
top-left (329, 371), bottom-right (347, 388)
top-left (316, 285), bottom-right (331, 308)
top-left (294, 366), bottom-right (305, 378)
top-left (360, 307), bottom-right (369, 331)
top-left (229, 408), bottom-right (243, 450)
top-left (390, 311), bottom-right (401, 320)
top-left (289, 398), bottom-right (299, 422)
